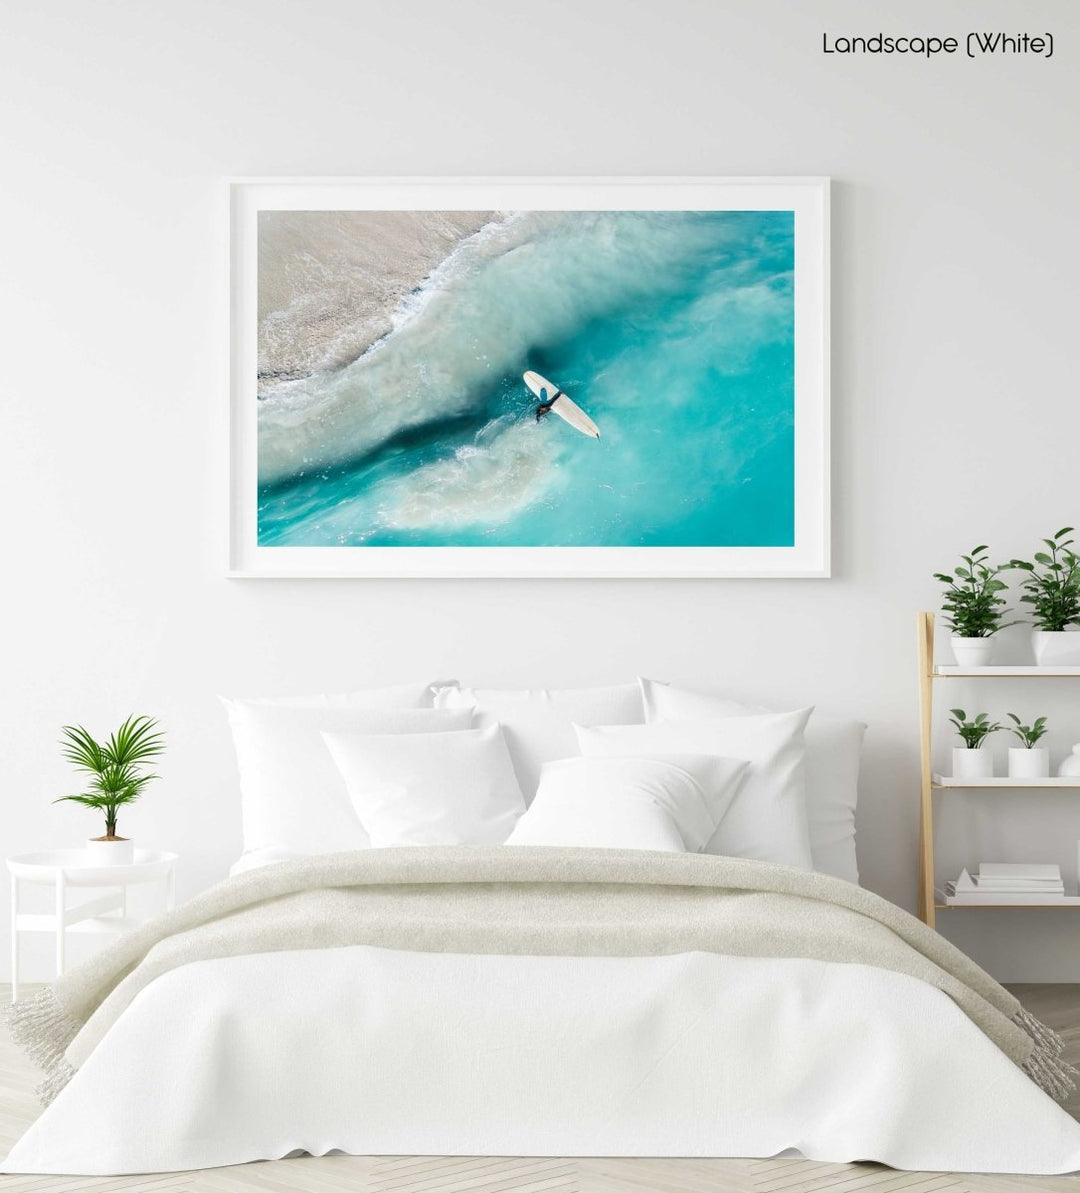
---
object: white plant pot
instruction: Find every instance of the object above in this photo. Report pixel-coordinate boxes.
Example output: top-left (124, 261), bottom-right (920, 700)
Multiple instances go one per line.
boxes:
top-left (951, 636), bottom-right (994, 667)
top-left (1008, 747), bottom-right (1050, 779)
top-left (953, 747), bottom-right (994, 780)
top-left (1032, 629), bottom-right (1080, 666)
top-left (84, 837), bottom-right (134, 866)
top-left (1059, 745), bottom-right (1080, 778)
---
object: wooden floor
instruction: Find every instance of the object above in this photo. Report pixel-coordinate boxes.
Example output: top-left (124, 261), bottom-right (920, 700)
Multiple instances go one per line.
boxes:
top-left (1, 984), bottom-right (1078, 1193)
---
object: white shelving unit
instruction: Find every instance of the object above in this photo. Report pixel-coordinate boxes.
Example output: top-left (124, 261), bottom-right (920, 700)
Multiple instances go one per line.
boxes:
top-left (918, 612), bottom-right (1080, 927)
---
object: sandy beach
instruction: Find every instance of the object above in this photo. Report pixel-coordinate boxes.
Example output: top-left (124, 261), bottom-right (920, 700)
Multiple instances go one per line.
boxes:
top-left (257, 210), bottom-right (495, 392)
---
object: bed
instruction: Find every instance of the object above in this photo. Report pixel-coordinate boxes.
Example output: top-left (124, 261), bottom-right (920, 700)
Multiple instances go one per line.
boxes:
top-left (5, 679), bottom-right (1080, 1176)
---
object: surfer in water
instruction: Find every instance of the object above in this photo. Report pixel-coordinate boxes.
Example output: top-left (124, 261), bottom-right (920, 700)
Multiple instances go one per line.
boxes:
top-left (535, 387), bottom-right (556, 421)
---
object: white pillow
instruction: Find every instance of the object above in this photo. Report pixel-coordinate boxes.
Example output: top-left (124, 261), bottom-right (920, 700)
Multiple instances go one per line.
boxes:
top-left (324, 723), bottom-right (526, 847)
top-left (505, 754), bottom-right (749, 852)
top-left (222, 699), bottom-right (473, 856)
top-left (433, 683), bottom-right (645, 800)
top-left (229, 846), bottom-right (307, 876)
top-left (639, 678), bottom-right (865, 883)
top-left (242, 681), bottom-right (443, 710)
top-left (575, 708), bottom-right (813, 869)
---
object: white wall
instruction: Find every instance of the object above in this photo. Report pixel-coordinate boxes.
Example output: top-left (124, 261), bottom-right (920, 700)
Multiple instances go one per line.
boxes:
top-left (2, 0), bottom-right (1078, 980)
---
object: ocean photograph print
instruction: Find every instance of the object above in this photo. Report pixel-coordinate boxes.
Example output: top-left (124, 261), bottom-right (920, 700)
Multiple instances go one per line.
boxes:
top-left (228, 178), bottom-right (830, 577)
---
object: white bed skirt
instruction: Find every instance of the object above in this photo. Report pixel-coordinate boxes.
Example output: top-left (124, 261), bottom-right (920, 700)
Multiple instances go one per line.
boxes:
top-left (6, 946), bottom-right (1080, 1175)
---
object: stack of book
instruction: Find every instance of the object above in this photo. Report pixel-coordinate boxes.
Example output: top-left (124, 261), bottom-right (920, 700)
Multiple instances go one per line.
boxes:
top-left (941, 863), bottom-right (1072, 905)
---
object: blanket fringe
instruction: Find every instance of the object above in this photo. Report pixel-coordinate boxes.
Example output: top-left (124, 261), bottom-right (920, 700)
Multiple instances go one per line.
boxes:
top-left (1014, 1006), bottom-right (1077, 1101)
top-left (36, 1058), bottom-right (77, 1106)
top-left (3, 987), bottom-right (80, 1106)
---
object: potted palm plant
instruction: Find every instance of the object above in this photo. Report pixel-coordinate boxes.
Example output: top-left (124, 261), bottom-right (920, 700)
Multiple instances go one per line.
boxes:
top-left (1006, 714), bottom-right (1050, 779)
top-left (55, 715), bottom-right (165, 865)
top-left (934, 546), bottom-right (1016, 667)
top-left (1009, 528), bottom-right (1080, 665)
top-left (949, 709), bottom-right (1002, 780)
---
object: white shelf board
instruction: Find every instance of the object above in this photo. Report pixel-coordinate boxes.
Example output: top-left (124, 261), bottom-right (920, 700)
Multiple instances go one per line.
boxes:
top-left (936, 897), bottom-right (1080, 909)
top-left (933, 774), bottom-right (1080, 788)
top-left (933, 665), bottom-right (1080, 677)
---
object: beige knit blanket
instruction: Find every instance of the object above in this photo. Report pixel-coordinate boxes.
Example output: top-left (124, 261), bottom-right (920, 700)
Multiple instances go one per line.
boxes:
top-left (8, 846), bottom-right (1075, 1105)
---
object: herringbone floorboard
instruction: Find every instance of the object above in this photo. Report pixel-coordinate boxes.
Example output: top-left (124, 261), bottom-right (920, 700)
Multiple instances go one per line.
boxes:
top-left (1, 985), bottom-right (1077, 1193)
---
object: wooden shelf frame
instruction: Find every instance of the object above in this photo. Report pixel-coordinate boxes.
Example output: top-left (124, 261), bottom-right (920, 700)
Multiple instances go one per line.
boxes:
top-left (917, 612), bottom-right (936, 926)
top-left (917, 611), bottom-right (1080, 929)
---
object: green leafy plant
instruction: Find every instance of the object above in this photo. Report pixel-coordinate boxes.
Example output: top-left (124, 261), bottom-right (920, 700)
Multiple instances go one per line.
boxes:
top-left (1006, 714), bottom-right (1049, 749)
top-left (1009, 528), bottom-right (1080, 632)
top-left (948, 709), bottom-right (1003, 750)
top-left (54, 715), bottom-right (165, 839)
top-left (933, 546), bottom-right (1016, 638)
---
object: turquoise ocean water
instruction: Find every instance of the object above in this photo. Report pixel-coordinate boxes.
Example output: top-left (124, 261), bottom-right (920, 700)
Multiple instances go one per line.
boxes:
top-left (257, 210), bottom-right (794, 548)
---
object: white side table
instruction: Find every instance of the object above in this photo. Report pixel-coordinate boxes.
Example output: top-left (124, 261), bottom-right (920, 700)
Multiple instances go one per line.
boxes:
top-left (8, 849), bottom-right (177, 1002)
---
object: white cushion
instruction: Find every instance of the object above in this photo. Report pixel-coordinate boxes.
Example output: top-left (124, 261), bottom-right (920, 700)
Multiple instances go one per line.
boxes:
top-left (242, 681), bottom-right (443, 710)
top-left (222, 698), bottom-right (473, 856)
top-left (575, 708), bottom-right (814, 869)
top-left (324, 724), bottom-right (526, 847)
top-left (639, 678), bottom-right (865, 883)
top-left (433, 683), bottom-right (645, 799)
top-left (506, 754), bottom-right (749, 853)
top-left (229, 846), bottom-right (307, 876)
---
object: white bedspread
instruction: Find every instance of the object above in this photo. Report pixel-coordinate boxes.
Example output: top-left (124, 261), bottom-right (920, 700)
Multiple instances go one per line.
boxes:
top-left (6, 946), bottom-right (1080, 1176)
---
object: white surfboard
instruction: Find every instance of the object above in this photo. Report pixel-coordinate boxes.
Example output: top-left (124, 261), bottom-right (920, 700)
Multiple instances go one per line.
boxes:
top-left (523, 371), bottom-right (600, 439)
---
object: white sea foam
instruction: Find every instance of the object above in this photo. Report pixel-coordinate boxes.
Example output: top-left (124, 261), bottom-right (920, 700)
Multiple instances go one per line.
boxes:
top-left (380, 420), bottom-right (562, 531)
top-left (283, 417), bottom-right (564, 543)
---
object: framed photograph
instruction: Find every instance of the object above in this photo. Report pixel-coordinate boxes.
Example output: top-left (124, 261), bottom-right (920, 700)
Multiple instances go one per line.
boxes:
top-left (229, 177), bottom-right (829, 577)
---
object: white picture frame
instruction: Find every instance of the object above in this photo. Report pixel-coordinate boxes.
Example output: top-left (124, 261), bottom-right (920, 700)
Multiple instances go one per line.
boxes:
top-left (229, 177), bottom-right (830, 578)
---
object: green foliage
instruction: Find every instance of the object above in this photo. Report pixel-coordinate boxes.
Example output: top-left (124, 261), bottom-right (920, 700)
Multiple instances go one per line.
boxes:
top-left (1006, 713), bottom-right (1048, 749)
top-left (948, 709), bottom-right (1003, 750)
top-left (1009, 528), bottom-right (1080, 632)
top-left (54, 715), bottom-right (164, 837)
top-left (933, 546), bottom-right (1016, 638)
